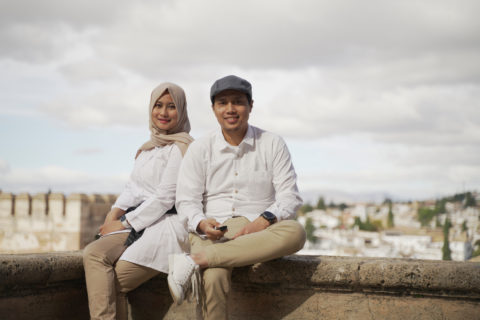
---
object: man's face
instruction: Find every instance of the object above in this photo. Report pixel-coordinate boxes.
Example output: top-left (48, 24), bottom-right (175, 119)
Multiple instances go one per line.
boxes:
top-left (212, 89), bottom-right (252, 135)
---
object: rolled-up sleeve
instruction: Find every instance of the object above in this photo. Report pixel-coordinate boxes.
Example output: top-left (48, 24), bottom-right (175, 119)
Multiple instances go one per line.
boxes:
top-left (176, 141), bottom-right (207, 233)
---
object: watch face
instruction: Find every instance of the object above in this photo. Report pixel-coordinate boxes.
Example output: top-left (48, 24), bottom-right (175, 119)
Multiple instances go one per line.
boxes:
top-left (262, 211), bottom-right (276, 222)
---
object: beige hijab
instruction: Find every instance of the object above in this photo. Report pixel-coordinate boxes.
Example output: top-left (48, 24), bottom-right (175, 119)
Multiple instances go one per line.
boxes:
top-left (136, 82), bottom-right (193, 158)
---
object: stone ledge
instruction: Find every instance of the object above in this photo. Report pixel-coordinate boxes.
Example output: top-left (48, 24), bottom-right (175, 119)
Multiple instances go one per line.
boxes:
top-left (2, 252), bottom-right (479, 298)
top-left (0, 251), bottom-right (84, 291)
top-left (233, 255), bottom-right (480, 299)
top-left (1, 252), bottom-right (480, 319)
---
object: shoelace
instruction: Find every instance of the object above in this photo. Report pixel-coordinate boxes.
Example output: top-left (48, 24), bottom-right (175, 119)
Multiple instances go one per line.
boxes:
top-left (187, 266), bottom-right (201, 304)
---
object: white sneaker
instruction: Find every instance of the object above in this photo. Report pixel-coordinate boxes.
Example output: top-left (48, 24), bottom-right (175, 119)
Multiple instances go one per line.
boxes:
top-left (168, 253), bottom-right (200, 305)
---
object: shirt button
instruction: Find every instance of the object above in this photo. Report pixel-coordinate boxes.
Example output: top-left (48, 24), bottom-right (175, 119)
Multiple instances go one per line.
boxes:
top-left (234, 190), bottom-right (238, 193)
top-left (232, 208), bottom-right (236, 212)
top-left (234, 172), bottom-right (238, 176)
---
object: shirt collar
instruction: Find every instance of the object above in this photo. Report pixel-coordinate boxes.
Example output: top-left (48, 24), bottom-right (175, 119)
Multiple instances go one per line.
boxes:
top-left (215, 125), bottom-right (254, 152)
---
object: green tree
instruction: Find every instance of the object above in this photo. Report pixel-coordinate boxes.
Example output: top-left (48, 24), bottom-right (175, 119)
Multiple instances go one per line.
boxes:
top-left (472, 240), bottom-right (480, 258)
top-left (442, 217), bottom-right (452, 260)
top-left (364, 216), bottom-right (378, 232)
top-left (372, 219), bottom-right (383, 230)
top-left (353, 216), bottom-right (378, 232)
top-left (387, 202), bottom-right (394, 228)
top-left (464, 192), bottom-right (477, 208)
top-left (417, 207), bottom-right (437, 227)
top-left (316, 197), bottom-right (326, 210)
top-left (305, 217), bottom-right (316, 243)
top-left (300, 203), bottom-right (314, 214)
top-left (435, 199), bottom-right (447, 213)
top-left (450, 191), bottom-right (477, 208)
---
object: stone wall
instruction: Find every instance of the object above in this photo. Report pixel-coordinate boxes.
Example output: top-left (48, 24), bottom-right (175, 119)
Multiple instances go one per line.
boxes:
top-left (0, 193), bottom-right (116, 253)
top-left (1, 252), bottom-right (479, 320)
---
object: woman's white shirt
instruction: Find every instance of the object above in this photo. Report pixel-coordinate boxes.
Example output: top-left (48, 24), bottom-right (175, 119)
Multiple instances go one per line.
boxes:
top-left (114, 144), bottom-right (181, 231)
top-left (111, 144), bottom-right (189, 272)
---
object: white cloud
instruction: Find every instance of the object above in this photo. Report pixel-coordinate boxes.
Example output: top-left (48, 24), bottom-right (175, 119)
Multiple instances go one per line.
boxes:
top-left (289, 135), bottom-right (480, 201)
top-left (0, 158), bottom-right (10, 175)
top-left (299, 162), bottom-right (480, 201)
top-left (1, 0), bottom-right (479, 200)
top-left (40, 84), bottom-right (150, 128)
top-left (0, 163), bottom-right (128, 194)
top-left (58, 59), bottom-right (124, 85)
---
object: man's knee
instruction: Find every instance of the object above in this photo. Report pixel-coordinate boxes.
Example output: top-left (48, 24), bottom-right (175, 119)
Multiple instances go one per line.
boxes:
top-left (276, 220), bottom-right (306, 252)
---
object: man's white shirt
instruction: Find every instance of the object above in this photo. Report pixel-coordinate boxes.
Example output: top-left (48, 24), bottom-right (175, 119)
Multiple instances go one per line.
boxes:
top-left (176, 125), bottom-right (303, 233)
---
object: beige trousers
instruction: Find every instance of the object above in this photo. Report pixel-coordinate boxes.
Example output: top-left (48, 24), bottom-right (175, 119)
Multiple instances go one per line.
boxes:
top-left (83, 233), bottom-right (159, 320)
top-left (190, 217), bottom-right (306, 320)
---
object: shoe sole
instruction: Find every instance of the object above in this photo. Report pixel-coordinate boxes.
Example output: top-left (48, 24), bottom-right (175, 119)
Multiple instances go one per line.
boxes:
top-left (168, 255), bottom-right (184, 305)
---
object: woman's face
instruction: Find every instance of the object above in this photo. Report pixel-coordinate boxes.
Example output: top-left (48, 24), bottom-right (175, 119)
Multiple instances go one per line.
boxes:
top-left (151, 92), bottom-right (178, 131)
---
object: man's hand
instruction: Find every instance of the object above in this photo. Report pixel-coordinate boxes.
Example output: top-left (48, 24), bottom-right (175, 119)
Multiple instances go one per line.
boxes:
top-left (233, 216), bottom-right (270, 239)
top-left (99, 220), bottom-right (125, 235)
top-left (197, 218), bottom-right (227, 241)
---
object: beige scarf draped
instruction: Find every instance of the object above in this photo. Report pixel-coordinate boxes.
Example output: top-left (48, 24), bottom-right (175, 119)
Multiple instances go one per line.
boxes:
top-left (136, 82), bottom-right (194, 158)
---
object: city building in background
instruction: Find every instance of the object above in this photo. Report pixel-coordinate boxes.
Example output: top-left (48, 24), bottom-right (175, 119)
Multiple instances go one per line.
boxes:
top-left (297, 192), bottom-right (480, 261)
top-left (1, 191), bottom-right (479, 262)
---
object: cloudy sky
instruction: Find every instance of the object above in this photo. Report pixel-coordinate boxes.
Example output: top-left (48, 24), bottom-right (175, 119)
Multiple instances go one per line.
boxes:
top-left (1, 0), bottom-right (479, 203)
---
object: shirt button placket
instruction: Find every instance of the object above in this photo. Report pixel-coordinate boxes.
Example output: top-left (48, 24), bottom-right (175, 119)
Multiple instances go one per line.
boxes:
top-left (233, 154), bottom-right (239, 215)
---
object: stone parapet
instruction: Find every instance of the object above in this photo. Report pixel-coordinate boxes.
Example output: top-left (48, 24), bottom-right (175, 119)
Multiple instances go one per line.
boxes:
top-left (0, 193), bottom-right (14, 219)
top-left (0, 252), bottom-right (479, 319)
top-left (14, 193), bottom-right (31, 218)
top-left (0, 193), bottom-right (118, 253)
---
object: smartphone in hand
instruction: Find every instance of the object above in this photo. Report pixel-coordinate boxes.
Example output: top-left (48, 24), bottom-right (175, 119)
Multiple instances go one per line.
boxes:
top-left (214, 225), bottom-right (228, 231)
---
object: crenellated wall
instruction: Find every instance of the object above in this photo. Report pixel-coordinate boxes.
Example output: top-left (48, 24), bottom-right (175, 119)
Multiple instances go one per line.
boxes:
top-left (0, 193), bottom-right (116, 253)
top-left (0, 252), bottom-right (479, 320)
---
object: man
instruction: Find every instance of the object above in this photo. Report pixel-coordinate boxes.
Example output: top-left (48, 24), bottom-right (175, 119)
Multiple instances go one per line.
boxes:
top-left (168, 75), bottom-right (306, 320)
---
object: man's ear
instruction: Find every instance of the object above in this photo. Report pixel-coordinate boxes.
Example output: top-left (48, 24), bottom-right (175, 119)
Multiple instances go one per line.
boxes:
top-left (249, 100), bottom-right (254, 113)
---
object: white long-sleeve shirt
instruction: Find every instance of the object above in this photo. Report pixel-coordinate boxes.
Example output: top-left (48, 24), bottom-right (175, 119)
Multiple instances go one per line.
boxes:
top-left (176, 125), bottom-right (303, 233)
top-left (112, 144), bottom-right (189, 272)
top-left (113, 144), bottom-right (181, 231)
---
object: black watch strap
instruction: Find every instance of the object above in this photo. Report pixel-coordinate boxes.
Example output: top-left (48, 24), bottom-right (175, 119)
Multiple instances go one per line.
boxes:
top-left (260, 211), bottom-right (277, 225)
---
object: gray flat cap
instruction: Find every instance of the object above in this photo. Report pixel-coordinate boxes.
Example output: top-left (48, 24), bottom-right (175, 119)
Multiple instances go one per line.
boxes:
top-left (210, 75), bottom-right (252, 103)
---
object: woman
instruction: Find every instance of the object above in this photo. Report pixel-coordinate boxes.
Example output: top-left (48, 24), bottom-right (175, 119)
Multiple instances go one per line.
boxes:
top-left (83, 82), bottom-right (194, 320)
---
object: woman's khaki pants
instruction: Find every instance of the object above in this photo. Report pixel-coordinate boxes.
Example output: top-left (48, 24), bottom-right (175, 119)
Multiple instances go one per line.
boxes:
top-left (83, 233), bottom-right (159, 320)
top-left (190, 217), bottom-right (306, 320)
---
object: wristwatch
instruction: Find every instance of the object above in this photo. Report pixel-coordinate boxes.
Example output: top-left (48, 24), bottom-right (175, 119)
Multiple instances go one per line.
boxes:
top-left (120, 215), bottom-right (132, 229)
top-left (260, 211), bottom-right (277, 225)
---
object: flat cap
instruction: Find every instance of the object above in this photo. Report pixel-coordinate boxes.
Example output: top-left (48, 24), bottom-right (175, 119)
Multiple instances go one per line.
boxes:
top-left (210, 75), bottom-right (252, 103)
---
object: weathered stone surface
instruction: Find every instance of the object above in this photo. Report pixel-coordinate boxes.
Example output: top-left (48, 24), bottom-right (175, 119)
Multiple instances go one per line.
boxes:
top-left (0, 252), bottom-right (84, 289)
top-left (1, 252), bottom-right (479, 319)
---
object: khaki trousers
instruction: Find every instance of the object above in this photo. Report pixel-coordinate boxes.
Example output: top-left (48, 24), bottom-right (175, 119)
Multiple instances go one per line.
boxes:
top-left (83, 233), bottom-right (159, 320)
top-left (190, 217), bottom-right (306, 320)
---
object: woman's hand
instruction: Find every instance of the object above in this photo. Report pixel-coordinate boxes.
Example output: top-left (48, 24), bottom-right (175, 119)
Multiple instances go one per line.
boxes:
top-left (232, 216), bottom-right (270, 239)
top-left (99, 220), bottom-right (125, 236)
top-left (197, 218), bottom-right (227, 241)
